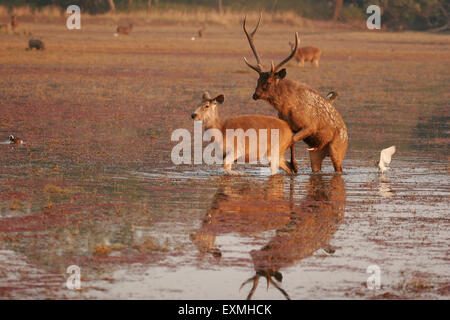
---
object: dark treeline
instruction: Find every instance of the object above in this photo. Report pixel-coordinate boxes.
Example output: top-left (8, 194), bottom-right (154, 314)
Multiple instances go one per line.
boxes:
top-left (1, 0), bottom-right (448, 30)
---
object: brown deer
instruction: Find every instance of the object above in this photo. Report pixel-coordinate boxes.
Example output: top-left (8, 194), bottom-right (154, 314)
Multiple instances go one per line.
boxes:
top-left (289, 41), bottom-right (322, 67)
top-left (198, 25), bottom-right (206, 38)
top-left (243, 14), bottom-right (348, 172)
top-left (190, 174), bottom-right (346, 299)
top-left (11, 15), bottom-right (18, 31)
top-left (116, 23), bottom-right (133, 35)
top-left (191, 92), bottom-right (298, 175)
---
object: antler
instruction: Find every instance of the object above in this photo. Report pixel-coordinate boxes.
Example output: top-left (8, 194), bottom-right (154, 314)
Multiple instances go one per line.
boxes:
top-left (240, 271), bottom-right (291, 300)
top-left (273, 32), bottom-right (299, 72)
top-left (267, 277), bottom-right (291, 300)
top-left (240, 275), bottom-right (260, 300)
top-left (243, 12), bottom-right (263, 73)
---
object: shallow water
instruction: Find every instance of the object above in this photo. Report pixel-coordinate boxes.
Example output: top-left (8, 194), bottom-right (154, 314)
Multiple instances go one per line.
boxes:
top-left (0, 25), bottom-right (449, 299)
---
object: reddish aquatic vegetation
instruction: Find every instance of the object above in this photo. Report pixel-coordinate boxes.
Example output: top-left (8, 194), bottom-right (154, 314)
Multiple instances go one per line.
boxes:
top-left (0, 23), bottom-right (448, 299)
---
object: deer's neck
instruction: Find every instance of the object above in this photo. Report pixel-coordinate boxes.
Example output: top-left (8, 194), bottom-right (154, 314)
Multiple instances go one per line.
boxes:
top-left (266, 80), bottom-right (293, 114)
top-left (202, 111), bottom-right (223, 132)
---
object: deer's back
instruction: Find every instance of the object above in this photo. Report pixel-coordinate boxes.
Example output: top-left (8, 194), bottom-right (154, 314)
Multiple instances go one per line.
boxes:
top-left (297, 46), bottom-right (321, 60)
top-left (117, 26), bottom-right (130, 34)
top-left (279, 81), bottom-right (346, 132)
top-left (223, 114), bottom-right (291, 134)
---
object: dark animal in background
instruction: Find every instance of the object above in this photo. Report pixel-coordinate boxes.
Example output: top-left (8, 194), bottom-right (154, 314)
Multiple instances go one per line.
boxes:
top-left (243, 13), bottom-right (348, 172)
top-left (27, 39), bottom-right (45, 50)
top-left (289, 41), bottom-right (322, 67)
top-left (117, 23), bottom-right (133, 35)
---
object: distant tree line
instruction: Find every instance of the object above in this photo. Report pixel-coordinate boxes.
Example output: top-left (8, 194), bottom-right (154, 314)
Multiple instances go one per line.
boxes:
top-left (0, 0), bottom-right (448, 30)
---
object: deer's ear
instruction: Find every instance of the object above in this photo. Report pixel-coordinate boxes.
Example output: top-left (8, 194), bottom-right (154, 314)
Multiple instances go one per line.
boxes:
top-left (214, 94), bottom-right (224, 104)
top-left (202, 91), bottom-right (211, 101)
top-left (275, 68), bottom-right (286, 79)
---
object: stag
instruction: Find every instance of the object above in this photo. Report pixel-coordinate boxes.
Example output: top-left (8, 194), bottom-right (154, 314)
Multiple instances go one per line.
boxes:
top-left (243, 14), bottom-right (348, 172)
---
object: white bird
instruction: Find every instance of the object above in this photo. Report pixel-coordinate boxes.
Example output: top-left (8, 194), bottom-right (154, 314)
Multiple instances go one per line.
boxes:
top-left (377, 146), bottom-right (396, 173)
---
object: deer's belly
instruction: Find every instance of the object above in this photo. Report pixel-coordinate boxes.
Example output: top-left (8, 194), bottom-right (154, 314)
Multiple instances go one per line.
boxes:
top-left (304, 130), bottom-right (334, 148)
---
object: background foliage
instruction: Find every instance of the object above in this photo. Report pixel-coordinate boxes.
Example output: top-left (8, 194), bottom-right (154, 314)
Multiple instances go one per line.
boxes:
top-left (0, 0), bottom-right (448, 30)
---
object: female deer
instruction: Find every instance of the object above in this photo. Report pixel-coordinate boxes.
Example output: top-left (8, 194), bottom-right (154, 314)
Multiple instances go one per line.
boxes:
top-left (191, 92), bottom-right (297, 175)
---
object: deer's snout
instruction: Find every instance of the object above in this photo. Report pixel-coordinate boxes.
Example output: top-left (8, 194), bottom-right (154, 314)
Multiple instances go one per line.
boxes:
top-left (252, 93), bottom-right (259, 100)
top-left (191, 113), bottom-right (197, 119)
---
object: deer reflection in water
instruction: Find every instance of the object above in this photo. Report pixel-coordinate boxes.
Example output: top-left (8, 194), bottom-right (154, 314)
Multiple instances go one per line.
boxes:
top-left (190, 174), bottom-right (346, 300)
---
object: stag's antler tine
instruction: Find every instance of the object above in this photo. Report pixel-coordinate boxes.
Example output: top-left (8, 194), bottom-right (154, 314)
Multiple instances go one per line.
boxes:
top-left (243, 13), bottom-right (263, 72)
top-left (251, 11), bottom-right (262, 37)
top-left (239, 275), bottom-right (257, 291)
top-left (269, 277), bottom-right (291, 300)
top-left (243, 57), bottom-right (262, 73)
top-left (246, 276), bottom-right (260, 300)
top-left (240, 275), bottom-right (260, 300)
top-left (274, 32), bottom-right (299, 72)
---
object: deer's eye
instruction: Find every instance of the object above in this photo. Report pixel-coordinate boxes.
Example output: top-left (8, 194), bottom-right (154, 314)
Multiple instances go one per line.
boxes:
top-left (205, 105), bottom-right (209, 108)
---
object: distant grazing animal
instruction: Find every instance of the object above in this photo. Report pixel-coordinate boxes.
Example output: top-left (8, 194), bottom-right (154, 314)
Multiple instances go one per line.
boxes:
top-left (377, 146), bottom-right (396, 173)
top-left (11, 15), bottom-right (18, 31)
top-left (9, 135), bottom-right (23, 145)
top-left (289, 41), bottom-right (322, 67)
top-left (27, 39), bottom-right (45, 50)
top-left (116, 23), bottom-right (133, 35)
top-left (325, 91), bottom-right (338, 103)
top-left (198, 26), bottom-right (206, 38)
top-left (243, 13), bottom-right (348, 172)
top-left (191, 92), bottom-right (298, 175)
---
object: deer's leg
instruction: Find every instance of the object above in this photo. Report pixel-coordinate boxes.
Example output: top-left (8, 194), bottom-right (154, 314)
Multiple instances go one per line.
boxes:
top-left (291, 127), bottom-right (314, 145)
top-left (299, 59), bottom-right (305, 67)
top-left (268, 152), bottom-right (280, 175)
top-left (313, 60), bottom-right (319, 67)
top-left (278, 154), bottom-right (294, 175)
top-left (223, 153), bottom-right (241, 175)
top-left (329, 137), bottom-right (347, 172)
top-left (309, 147), bottom-right (328, 172)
